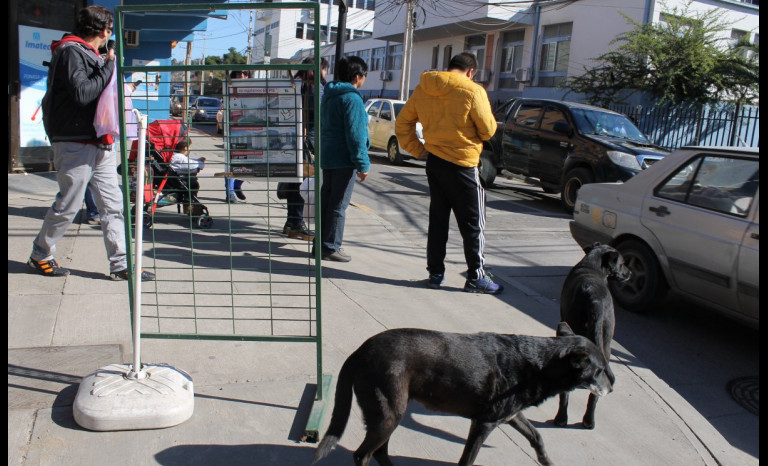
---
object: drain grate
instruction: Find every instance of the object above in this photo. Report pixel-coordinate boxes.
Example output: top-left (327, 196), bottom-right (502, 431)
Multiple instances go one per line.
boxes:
top-left (726, 376), bottom-right (759, 416)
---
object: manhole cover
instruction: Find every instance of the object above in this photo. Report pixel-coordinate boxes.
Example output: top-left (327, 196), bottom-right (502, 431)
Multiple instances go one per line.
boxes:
top-left (727, 376), bottom-right (759, 416)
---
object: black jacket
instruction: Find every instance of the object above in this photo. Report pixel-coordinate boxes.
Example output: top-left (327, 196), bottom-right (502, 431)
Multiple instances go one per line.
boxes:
top-left (42, 35), bottom-right (114, 143)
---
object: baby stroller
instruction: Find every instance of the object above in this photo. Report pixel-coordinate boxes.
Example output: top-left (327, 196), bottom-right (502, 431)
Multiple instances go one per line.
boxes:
top-left (129, 119), bottom-right (213, 229)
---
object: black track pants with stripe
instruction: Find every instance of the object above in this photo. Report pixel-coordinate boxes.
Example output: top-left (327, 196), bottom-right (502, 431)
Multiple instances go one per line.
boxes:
top-left (425, 153), bottom-right (486, 281)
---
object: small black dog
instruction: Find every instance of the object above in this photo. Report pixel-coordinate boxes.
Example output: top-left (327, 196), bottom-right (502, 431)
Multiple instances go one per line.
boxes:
top-left (313, 324), bottom-right (613, 466)
top-left (554, 243), bottom-right (630, 429)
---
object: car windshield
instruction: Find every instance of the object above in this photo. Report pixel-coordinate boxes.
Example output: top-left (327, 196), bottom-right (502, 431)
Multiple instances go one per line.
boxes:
top-left (198, 98), bottom-right (220, 107)
top-left (570, 108), bottom-right (649, 143)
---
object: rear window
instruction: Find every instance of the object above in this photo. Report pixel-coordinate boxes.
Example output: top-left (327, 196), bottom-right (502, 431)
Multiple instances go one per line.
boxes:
top-left (198, 98), bottom-right (220, 107)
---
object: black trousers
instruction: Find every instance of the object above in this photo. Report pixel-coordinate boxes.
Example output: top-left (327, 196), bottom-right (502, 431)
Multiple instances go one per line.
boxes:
top-left (425, 154), bottom-right (486, 280)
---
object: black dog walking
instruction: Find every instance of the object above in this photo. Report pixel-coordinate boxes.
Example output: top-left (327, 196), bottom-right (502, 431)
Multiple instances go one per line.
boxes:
top-left (554, 243), bottom-right (630, 429)
top-left (313, 325), bottom-right (613, 466)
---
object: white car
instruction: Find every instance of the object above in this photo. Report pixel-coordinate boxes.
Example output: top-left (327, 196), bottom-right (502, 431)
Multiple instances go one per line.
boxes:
top-left (364, 98), bottom-right (424, 165)
top-left (570, 146), bottom-right (759, 327)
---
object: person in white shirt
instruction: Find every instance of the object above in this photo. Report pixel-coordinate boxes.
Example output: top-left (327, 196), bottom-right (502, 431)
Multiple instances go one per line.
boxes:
top-left (168, 140), bottom-right (205, 200)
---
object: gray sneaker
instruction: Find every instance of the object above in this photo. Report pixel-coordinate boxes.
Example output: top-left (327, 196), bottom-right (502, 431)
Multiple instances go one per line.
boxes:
top-left (322, 249), bottom-right (351, 262)
top-left (110, 269), bottom-right (156, 281)
top-left (428, 273), bottom-right (445, 289)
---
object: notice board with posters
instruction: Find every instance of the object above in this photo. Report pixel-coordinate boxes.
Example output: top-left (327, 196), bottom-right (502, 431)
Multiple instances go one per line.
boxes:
top-left (224, 78), bottom-right (304, 181)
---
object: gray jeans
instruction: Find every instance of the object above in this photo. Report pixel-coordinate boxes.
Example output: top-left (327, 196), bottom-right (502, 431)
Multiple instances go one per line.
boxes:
top-left (31, 142), bottom-right (127, 273)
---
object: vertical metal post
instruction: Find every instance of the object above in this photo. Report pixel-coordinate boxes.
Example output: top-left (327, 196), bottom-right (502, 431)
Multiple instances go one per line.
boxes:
top-left (399, 0), bottom-right (414, 101)
top-left (334, 0), bottom-right (348, 76)
top-left (128, 110), bottom-right (148, 380)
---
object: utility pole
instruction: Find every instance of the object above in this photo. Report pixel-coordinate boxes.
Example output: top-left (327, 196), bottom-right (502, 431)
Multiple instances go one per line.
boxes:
top-left (200, 34), bottom-right (207, 96)
top-left (247, 11), bottom-right (253, 64)
top-left (184, 41), bottom-right (193, 118)
top-left (399, 0), bottom-right (415, 100)
top-left (334, 0), bottom-right (348, 77)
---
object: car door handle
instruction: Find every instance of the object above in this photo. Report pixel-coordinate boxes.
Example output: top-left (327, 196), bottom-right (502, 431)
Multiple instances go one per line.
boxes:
top-left (649, 205), bottom-right (670, 217)
top-left (751, 232), bottom-right (759, 240)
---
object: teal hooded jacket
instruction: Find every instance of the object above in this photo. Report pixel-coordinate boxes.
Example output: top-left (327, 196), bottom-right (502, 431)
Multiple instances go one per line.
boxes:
top-left (320, 81), bottom-right (371, 172)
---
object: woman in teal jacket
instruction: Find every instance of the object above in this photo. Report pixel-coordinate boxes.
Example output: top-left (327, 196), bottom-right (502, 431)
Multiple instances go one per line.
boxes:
top-left (318, 56), bottom-right (370, 262)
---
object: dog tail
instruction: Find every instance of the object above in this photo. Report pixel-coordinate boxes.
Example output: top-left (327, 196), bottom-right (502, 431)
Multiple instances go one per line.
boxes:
top-left (313, 355), bottom-right (356, 464)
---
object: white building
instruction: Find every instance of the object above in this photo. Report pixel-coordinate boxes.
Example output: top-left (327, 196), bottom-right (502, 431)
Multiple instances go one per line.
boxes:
top-left (249, 0), bottom-right (376, 64)
top-left (307, 0), bottom-right (758, 102)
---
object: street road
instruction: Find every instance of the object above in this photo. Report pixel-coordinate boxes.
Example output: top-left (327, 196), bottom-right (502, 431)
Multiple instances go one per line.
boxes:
top-left (192, 122), bottom-right (759, 463)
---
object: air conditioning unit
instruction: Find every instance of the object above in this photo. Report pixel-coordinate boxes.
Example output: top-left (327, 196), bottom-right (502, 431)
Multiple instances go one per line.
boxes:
top-left (124, 30), bottom-right (140, 47)
top-left (380, 71), bottom-right (393, 81)
top-left (515, 67), bottom-right (531, 82)
top-left (474, 69), bottom-right (491, 83)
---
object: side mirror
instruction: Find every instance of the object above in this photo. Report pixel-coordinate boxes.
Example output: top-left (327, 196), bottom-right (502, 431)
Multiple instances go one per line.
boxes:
top-left (553, 120), bottom-right (573, 137)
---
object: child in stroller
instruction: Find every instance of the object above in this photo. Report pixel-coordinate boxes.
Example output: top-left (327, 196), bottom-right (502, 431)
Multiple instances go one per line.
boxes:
top-left (129, 119), bottom-right (213, 229)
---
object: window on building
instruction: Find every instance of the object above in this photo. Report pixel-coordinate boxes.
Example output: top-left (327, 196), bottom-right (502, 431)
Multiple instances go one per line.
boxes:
top-left (431, 46), bottom-right (439, 69)
top-left (387, 44), bottom-right (403, 70)
top-left (358, 49), bottom-right (371, 66)
top-left (538, 22), bottom-right (571, 87)
top-left (498, 29), bottom-right (525, 89)
top-left (442, 45), bottom-right (452, 70)
top-left (465, 34), bottom-right (486, 68)
top-left (371, 47), bottom-right (385, 71)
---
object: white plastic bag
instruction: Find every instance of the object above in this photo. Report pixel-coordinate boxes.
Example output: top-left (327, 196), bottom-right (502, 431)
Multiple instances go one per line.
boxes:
top-left (300, 176), bottom-right (315, 224)
top-left (93, 60), bottom-right (119, 138)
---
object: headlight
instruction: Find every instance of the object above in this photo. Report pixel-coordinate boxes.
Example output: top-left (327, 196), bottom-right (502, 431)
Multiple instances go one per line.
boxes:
top-left (607, 151), bottom-right (641, 170)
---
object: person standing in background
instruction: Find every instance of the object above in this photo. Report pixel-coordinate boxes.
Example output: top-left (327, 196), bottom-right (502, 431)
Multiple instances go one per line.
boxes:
top-left (283, 56), bottom-right (329, 241)
top-left (395, 52), bottom-right (500, 294)
top-left (317, 56), bottom-right (370, 262)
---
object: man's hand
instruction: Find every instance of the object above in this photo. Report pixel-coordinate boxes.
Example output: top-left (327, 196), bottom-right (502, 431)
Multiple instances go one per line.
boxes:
top-left (357, 171), bottom-right (369, 182)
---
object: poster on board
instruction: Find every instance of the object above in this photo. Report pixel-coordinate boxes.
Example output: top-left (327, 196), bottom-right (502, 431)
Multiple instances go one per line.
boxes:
top-left (224, 79), bottom-right (304, 180)
top-left (18, 25), bottom-right (66, 147)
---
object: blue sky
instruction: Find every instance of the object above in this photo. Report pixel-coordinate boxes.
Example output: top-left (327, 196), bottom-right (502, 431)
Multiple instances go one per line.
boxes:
top-left (172, 9), bottom-right (252, 62)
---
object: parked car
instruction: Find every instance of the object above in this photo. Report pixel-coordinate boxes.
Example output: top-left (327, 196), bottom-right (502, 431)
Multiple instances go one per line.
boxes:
top-left (481, 98), bottom-right (670, 211)
top-left (170, 94), bottom-right (198, 117)
top-left (570, 146), bottom-right (759, 327)
top-left (188, 97), bottom-right (221, 122)
top-left (364, 98), bottom-right (424, 165)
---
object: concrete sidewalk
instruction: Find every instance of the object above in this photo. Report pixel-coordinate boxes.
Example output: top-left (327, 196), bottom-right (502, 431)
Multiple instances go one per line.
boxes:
top-left (7, 168), bottom-right (750, 466)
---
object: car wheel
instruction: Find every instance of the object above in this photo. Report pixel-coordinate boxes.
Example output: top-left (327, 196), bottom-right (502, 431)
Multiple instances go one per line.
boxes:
top-left (387, 138), bottom-right (404, 165)
top-left (610, 239), bottom-right (667, 312)
top-left (478, 151), bottom-right (497, 188)
top-left (561, 167), bottom-right (593, 213)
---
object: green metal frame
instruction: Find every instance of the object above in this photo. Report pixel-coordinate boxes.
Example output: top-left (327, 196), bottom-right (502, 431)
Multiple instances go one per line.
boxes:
top-left (114, 3), bottom-right (326, 421)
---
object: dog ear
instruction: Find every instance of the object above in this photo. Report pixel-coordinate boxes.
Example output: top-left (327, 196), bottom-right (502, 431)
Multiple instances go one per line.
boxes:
top-left (566, 349), bottom-right (591, 369)
top-left (583, 242), bottom-right (601, 253)
top-left (602, 249), bottom-right (622, 272)
top-left (556, 322), bottom-right (575, 337)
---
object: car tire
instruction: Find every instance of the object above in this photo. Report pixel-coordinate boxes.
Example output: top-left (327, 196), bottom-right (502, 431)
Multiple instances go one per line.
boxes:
top-left (387, 138), bottom-right (404, 165)
top-left (610, 239), bottom-right (667, 313)
top-left (478, 151), bottom-right (497, 188)
top-left (561, 167), bottom-right (593, 213)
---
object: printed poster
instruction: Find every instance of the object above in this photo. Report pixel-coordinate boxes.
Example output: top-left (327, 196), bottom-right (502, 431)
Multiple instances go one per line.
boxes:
top-left (18, 25), bottom-right (66, 147)
top-left (225, 79), bottom-right (304, 179)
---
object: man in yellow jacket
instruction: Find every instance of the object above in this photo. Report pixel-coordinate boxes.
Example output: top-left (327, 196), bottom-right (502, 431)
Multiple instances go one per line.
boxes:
top-left (395, 53), bottom-right (502, 294)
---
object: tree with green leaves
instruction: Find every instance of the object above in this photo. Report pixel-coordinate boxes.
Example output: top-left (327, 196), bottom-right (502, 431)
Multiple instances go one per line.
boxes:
top-left (567, 2), bottom-right (759, 107)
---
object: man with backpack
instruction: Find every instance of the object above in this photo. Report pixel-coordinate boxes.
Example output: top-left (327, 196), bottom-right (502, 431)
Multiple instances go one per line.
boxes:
top-left (28, 5), bottom-right (154, 281)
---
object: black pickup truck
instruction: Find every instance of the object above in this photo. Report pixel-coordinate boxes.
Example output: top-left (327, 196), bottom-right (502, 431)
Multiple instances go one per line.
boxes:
top-left (480, 98), bottom-right (669, 211)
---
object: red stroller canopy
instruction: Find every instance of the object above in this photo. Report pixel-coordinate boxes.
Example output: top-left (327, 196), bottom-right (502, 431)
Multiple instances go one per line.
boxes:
top-left (130, 119), bottom-right (188, 163)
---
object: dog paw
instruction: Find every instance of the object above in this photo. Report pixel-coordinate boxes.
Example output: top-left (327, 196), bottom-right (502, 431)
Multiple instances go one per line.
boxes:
top-left (553, 416), bottom-right (568, 427)
top-left (581, 420), bottom-right (595, 430)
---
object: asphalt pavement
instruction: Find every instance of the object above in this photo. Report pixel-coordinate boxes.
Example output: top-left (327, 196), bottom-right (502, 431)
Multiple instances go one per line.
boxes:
top-left (8, 130), bottom-right (756, 465)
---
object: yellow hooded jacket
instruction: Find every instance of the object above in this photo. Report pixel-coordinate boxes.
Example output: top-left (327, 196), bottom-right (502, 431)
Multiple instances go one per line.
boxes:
top-left (395, 71), bottom-right (497, 168)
